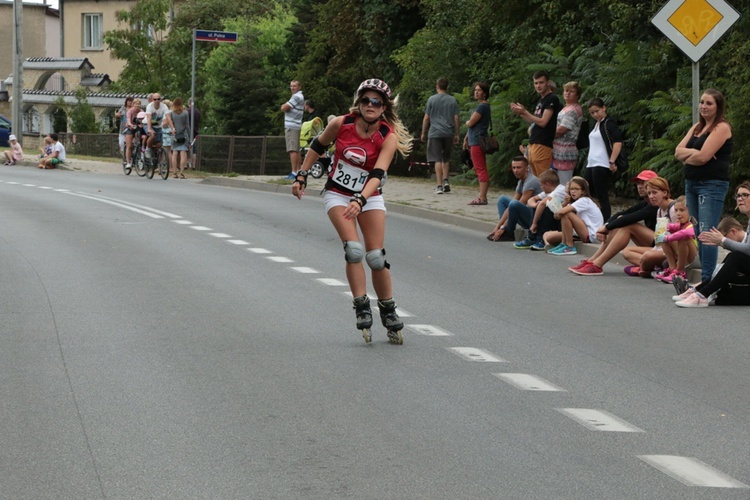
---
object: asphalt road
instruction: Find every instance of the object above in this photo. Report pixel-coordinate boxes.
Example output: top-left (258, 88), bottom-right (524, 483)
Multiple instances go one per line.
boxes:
top-left (1, 166), bottom-right (748, 499)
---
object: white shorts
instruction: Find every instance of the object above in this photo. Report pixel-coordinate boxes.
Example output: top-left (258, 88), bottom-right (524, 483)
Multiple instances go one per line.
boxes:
top-left (324, 191), bottom-right (386, 214)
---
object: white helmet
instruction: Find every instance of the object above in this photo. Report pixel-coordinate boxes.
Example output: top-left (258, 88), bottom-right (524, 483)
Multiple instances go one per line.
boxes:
top-left (357, 79), bottom-right (392, 100)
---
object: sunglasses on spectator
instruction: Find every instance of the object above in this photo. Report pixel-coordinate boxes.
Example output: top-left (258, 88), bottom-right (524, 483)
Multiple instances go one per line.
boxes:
top-left (358, 97), bottom-right (384, 108)
top-left (153, 98), bottom-right (161, 101)
top-left (735, 192), bottom-right (750, 200)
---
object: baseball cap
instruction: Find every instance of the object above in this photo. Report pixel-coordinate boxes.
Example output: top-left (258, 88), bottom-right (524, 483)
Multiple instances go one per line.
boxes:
top-left (631, 170), bottom-right (657, 182)
top-left (9, 134), bottom-right (16, 141)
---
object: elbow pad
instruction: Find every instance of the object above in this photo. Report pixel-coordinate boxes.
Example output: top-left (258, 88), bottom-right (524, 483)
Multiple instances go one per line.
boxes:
top-left (310, 138), bottom-right (328, 155)
top-left (367, 168), bottom-right (386, 182)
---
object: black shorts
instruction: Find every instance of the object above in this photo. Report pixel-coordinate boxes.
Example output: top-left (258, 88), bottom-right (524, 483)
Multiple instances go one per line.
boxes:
top-left (151, 127), bottom-right (163, 144)
top-left (427, 136), bottom-right (454, 163)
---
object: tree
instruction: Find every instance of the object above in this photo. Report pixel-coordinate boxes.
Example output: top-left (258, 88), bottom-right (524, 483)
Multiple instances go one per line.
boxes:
top-left (56, 89), bottom-right (99, 134)
top-left (104, 0), bottom-right (175, 94)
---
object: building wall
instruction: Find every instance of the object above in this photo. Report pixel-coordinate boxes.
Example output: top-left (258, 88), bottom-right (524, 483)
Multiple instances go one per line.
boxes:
top-left (0, 3), bottom-right (56, 81)
top-left (61, 0), bottom-right (135, 81)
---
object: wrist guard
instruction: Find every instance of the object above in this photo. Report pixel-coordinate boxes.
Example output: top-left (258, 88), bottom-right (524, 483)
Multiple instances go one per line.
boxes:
top-left (295, 170), bottom-right (308, 188)
top-left (350, 193), bottom-right (367, 208)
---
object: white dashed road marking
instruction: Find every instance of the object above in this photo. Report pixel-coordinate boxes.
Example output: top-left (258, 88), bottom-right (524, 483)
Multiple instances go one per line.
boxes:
top-left (247, 248), bottom-right (272, 254)
top-left (494, 373), bottom-right (566, 391)
top-left (448, 347), bottom-right (507, 363)
top-left (267, 256), bottom-right (294, 263)
top-left (406, 324), bottom-right (453, 336)
top-left (209, 233), bottom-right (231, 238)
top-left (317, 278), bottom-right (347, 286)
top-left (638, 455), bottom-right (749, 488)
top-left (290, 266), bottom-right (320, 274)
top-left (227, 240), bottom-right (249, 245)
top-left (173, 220), bottom-right (193, 225)
top-left (190, 226), bottom-right (212, 231)
top-left (556, 408), bottom-right (644, 432)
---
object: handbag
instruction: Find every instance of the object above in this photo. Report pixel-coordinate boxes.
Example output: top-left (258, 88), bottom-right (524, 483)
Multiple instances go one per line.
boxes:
top-left (479, 134), bottom-right (499, 154)
top-left (174, 130), bottom-right (187, 145)
top-left (478, 114), bottom-right (500, 154)
top-left (601, 117), bottom-right (629, 172)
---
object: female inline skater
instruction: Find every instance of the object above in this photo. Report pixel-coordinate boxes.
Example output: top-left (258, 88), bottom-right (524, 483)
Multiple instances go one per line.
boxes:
top-left (292, 79), bottom-right (413, 344)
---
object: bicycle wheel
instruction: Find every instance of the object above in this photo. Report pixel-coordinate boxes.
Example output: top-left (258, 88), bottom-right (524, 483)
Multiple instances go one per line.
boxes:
top-left (158, 149), bottom-right (169, 180)
top-left (122, 148), bottom-right (131, 175)
top-left (146, 157), bottom-right (155, 179)
top-left (134, 149), bottom-right (147, 177)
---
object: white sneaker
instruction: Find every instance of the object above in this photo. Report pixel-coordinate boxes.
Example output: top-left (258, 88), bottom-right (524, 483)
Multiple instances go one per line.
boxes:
top-left (672, 288), bottom-right (695, 302)
top-left (676, 291), bottom-right (708, 308)
top-left (126, 163), bottom-right (132, 169)
top-left (435, 185), bottom-right (443, 194)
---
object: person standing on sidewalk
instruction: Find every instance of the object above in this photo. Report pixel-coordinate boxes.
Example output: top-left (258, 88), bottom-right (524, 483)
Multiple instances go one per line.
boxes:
top-left (281, 80), bottom-right (304, 179)
top-left (463, 81), bottom-right (492, 205)
top-left (510, 70), bottom-right (561, 176)
top-left (421, 77), bottom-right (459, 194)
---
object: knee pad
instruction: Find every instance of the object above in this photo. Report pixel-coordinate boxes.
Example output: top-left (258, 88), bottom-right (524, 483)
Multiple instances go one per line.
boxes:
top-left (343, 241), bottom-right (364, 263)
top-left (366, 248), bottom-right (390, 270)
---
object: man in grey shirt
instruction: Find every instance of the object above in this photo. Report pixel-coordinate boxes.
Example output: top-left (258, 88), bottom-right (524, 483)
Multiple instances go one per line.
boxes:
top-left (487, 156), bottom-right (542, 242)
top-left (281, 80), bottom-right (304, 179)
top-left (421, 77), bottom-right (459, 194)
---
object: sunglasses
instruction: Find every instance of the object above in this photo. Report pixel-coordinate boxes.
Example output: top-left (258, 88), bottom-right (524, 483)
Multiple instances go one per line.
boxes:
top-left (359, 96), bottom-right (384, 108)
top-left (153, 98), bottom-right (161, 101)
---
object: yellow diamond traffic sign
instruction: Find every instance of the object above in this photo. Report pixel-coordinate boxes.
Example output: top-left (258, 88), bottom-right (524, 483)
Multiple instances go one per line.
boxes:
top-left (668, 0), bottom-right (723, 46)
top-left (652, 0), bottom-right (740, 62)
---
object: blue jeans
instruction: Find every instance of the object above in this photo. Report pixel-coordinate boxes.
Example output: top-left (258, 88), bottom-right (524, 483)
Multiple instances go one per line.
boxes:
top-left (685, 179), bottom-right (730, 282)
top-left (497, 196), bottom-right (533, 233)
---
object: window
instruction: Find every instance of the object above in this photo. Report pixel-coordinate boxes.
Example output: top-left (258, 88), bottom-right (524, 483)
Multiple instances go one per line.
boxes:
top-left (83, 13), bottom-right (103, 50)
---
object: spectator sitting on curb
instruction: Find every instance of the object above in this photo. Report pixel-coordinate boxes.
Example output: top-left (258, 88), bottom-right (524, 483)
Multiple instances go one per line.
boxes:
top-left (568, 169), bottom-right (659, 275)
top-left (3, 134), bottom-right (23, 165)
top-left (524, 169), bottom-right (567, 251)
top-left (621, 176), bottom-right (676, 277)
top-left (487, 156), bottom-right (542, 241)
top-left (39, 133), bottom-right (66, 169)
top-left (544, 176), bottom-right (604, 256)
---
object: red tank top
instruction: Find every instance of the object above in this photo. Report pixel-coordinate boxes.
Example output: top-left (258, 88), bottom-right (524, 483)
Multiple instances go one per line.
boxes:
top-left (325, 114), bottom-right (392, 196)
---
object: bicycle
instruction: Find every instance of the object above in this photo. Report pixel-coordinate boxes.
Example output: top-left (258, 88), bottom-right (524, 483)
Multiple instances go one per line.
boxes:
top-left (138, 143), bottom-right (168, 180)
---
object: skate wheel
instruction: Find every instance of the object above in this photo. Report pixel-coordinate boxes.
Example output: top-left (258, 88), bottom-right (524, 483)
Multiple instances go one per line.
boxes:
top-left (387, 330), bottom-right (403, 345)
top-left (361, 328), bottom-right (372, 343)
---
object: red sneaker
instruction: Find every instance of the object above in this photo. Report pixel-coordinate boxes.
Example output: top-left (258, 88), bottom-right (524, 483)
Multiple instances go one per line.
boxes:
top-left (568, 259), bottom-right (592, 272)
top-left (570, 262), bottom-right (604, 276)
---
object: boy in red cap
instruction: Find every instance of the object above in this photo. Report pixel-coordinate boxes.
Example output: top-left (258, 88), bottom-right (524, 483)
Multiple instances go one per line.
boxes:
top-left (569, 169), bottom-right (659, 275)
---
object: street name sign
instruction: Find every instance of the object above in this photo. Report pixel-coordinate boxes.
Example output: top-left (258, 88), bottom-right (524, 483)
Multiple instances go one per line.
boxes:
top-left (194, 30), bottom-right (238, 43)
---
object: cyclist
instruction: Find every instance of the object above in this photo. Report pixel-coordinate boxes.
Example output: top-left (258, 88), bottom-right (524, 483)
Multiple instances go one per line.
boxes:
top-left (145, 93), bottom-right (167, 159)
top-left (124, 98), bottom-right (143, 170)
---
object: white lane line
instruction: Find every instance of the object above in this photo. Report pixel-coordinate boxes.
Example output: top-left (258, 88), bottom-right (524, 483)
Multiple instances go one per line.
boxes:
top-left (494, 373), bottom-right (566, 392)
top-left (63, 192), bottom-right (164, 219)
top-left (22, 183), bottom-right (36, 187)
top-left (227, 239), bottom-right (249, 245)
top-left (190, 226), bottom-right (212, 231)
top-left (556, 408), bottom-right (644, 432)
top-left (317, 278), bottom-right (347, 286)
top-left (247, 248), bottom-right (272, 254)
top-left (54, 189), bottom-right (70, 192)
top-left (267, 256), bottom-right (294, 263)
top-left (290, 266), bottom-right (319, 273)
top-left (84, 194), bottom-right (182, 218)
top-left (209, 232), bottom-right (231, 238)
top-left (637, 455), bottom-right (749, 488)
top-left (448, 347), bottom-right (507, 363)
top-left (37, 186), bottom-right (54, 190)
top-left (173, 220), bottom-right (193, 225)
top-left (6, 181), bottom-right (19, 184)
top-left (406, 324), bottom-right (453, 336)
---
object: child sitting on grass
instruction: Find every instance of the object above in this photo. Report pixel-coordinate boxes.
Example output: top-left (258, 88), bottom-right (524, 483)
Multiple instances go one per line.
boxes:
top-left (544, 176), bottom-right (604, 256)
top-left (653, 196), bottom-right (697, 284)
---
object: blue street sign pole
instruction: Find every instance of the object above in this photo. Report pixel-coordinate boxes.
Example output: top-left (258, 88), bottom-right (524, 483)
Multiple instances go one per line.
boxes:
top-left (190, 29), bottom-right (238, 168)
